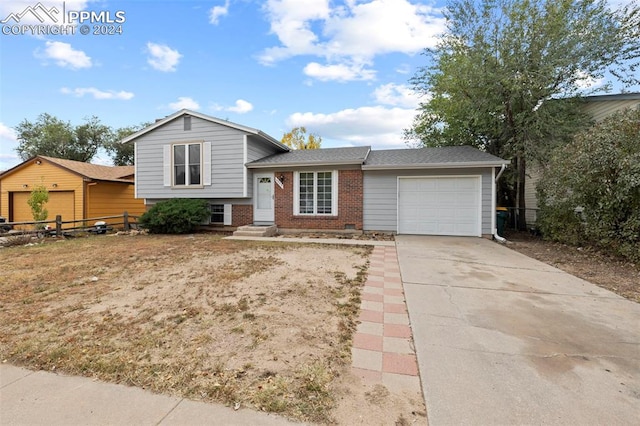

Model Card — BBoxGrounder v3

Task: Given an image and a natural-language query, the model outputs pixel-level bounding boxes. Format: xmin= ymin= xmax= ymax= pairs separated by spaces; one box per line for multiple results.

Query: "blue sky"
xmin=0 ymin=0 xmax=636 ymax=171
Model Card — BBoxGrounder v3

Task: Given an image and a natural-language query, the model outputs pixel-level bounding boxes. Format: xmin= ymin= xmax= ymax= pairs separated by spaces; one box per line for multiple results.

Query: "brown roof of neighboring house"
xmin=40 ymin=156 xmax=134 ymax=182
xmin=0 ymin=156 xmax=134 ymax=183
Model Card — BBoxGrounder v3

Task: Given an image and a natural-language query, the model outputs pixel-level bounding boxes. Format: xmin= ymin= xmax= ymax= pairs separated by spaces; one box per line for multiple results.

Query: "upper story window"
xmin=173 ymin=143 xmax=201 ymax=186
xmin=294 ymin=171 xmax=338 ymax=216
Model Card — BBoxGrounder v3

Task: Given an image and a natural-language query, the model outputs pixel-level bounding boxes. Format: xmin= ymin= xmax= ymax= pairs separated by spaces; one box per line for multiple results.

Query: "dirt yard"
xmin=0 ymin=234 xmax=423 ymax=424
xmin=505 ymin=231 xmax=640 ymax=303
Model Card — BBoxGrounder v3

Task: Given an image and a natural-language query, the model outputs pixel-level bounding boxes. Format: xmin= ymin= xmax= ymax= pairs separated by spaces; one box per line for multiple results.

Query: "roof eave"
xmin=362 ymin=161 xmax=510 ymax=170
xmin=583 ymin=92 xmax=640 ymax=102
xmin=246 ymin=160 xmax=366 ymax=169
xmin=119 ymin=109 xmax=289 ymax=152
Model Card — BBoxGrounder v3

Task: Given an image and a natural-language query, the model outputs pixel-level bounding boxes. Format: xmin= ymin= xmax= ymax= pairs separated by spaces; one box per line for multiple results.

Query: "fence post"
xmin=123 ymin=211 xmax=129 ymax=231
xmin=56 ymin=215 xmax=62 ymax=236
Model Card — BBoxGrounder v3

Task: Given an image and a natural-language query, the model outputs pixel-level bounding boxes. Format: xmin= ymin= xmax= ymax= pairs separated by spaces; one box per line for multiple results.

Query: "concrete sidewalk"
xmin=397 ymin=235 xmax=640 ymax=425
xmin=0 ymin=364 xmax=303 ymax=426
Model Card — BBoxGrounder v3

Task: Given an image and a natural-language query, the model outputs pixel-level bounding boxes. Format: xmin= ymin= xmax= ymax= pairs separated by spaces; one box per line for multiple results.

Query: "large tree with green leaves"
xmin=405 ymin=0 xmax=640 ymax=229
xmin=15 ymin=113 xmax=111 ymax=162
xmin=103 ymin=123 xmax=149 ymax=166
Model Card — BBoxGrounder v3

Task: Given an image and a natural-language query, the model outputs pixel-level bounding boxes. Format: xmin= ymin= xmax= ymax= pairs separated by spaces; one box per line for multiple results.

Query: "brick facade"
xmin=232 ymin=204 xmax=253 ymax=227
xmin=274 ymin=169 xmax=363 ymax=230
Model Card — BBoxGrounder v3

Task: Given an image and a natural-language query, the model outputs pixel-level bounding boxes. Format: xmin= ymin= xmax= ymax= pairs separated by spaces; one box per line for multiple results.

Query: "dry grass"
xmin=506 ymin=231 xmax=640 ymax=303
xmin=0 ymin=233 xmax=371 ymax=423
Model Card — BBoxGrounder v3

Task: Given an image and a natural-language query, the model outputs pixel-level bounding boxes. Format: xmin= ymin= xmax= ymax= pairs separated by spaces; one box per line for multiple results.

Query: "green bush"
xmin=537 ymin=108 xmax=640 ymax=261
xmin=138 ymin=199 xmax=209 ymax=234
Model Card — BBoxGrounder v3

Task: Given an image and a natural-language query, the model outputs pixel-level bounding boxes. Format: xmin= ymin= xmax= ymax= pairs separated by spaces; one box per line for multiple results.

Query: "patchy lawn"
xmin=0 ymin=234 xmax=372 ymax=423
xmin=505 ymin=231 xmax=640 ymax=303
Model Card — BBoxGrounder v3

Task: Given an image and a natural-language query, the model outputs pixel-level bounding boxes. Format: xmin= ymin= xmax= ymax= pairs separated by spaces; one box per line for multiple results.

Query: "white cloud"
xmin=574 ymin=70 xmax=605 ymax=90
xmin=169 ymin=97 xmax=200 ymax=110
xmin=372 ymin=83 xmax=420 ymax=108
xmin=0 ymin=122 xmax=17 ymax=141
xmin=260 ymin=0 xmax=445 ymax=82
xmin=227 ymin=99 xmax=253 ymax=113
xmin=0 ymin=122 xmax=19 ymax=171
xmin=212 ymin=99 xmax=254 ymax=114
xmin=37 ymin=41 xmax=92 ymax=69
xmin=304 ymin=62 xmax=376 ymax=82
xmin=60 ymin=87 xmax=134 ymax=100
xmin=286 ymin=105 xmax=416 ymax=148
xmin=395 ymin=63 xmax=412 ymax=75
xmin=146 ymin=42 xmax=182 ymax=72
xmin=209 ymin=0 xmax=230 ymax=24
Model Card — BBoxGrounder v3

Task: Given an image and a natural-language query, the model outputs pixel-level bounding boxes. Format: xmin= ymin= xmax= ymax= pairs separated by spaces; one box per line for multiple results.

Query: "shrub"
xmin=537 ymin=108 xmax=640 ymax=261
xmin=28 ymin=184 xmax=49 ymax=230
xmin=138 ymin=199 xmax=209 ymax=234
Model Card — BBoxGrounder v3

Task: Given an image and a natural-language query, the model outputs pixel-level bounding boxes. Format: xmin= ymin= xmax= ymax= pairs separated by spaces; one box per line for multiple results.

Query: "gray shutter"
xmin=203 ymin=142 xmax=212 ymax=186
xmin=223 ymin=204 xmax=232 ymax=225
xmin=163 ymin=145 xmax=171 ymax=187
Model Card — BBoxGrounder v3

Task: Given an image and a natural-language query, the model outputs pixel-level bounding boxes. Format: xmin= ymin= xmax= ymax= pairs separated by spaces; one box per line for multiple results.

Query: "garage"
xmin=11 ymin=191 xmax=75 ymax=224
xmin=397 ymin=176 xmax=481 ymax=236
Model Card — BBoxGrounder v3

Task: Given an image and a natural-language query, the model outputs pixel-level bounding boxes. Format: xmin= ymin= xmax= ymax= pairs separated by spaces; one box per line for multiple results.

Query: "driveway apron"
xmin=396 ymin=235 xmax=640 ymax=425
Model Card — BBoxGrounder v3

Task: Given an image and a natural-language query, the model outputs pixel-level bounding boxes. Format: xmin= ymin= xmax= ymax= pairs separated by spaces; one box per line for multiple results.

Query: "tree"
xmin=281 ymin=127 xmax=322 ymax=149
xmin=27 ymin=184 xmax=49 ymax=229
xmin=103 ymin=123 xmax=149 ymax=166
xmin=405 ymin=0 xmax=640 ymax=229
xmin=537 ymin=108 xmax=640 ymax=261
xmin=15 ymin=113 xmax=111 ymax=162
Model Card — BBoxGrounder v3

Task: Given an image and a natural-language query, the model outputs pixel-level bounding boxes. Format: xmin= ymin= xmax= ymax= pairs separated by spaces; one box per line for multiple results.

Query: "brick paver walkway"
xmin=351 ymin=245 xmax=421 ymax=392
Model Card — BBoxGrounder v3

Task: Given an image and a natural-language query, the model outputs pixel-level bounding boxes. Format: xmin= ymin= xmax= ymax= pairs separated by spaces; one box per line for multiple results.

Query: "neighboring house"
xmin=524 ymin=92 xmax=640 ymax=225
xmin=123 ymin=109 xmax=509 ymax=237
xmin=0 ymin=156 xmax=145 ymax=228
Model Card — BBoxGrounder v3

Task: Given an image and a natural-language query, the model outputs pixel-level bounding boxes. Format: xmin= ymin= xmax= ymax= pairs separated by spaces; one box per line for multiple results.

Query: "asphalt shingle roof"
xmin=247 ymin=145 xmax=507 ymax=169
xmin=363 ymin=146 xmax=508 ymax=168
xmin=39 ymin=156 xmax=135 ymax=182
xmin=247 ymin=146 xmax=371 ymax=167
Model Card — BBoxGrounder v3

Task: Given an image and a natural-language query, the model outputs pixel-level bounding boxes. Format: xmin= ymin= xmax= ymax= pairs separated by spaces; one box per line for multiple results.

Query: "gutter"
xmin=246 ymin=160 xmax=366 ymax=169
xmin=361 ymin=161 xmax=510 ymax=170
xmin=495 ymin=163 xmax=506 ymax=182
xmin=493 ymin=163 xmax=508 ymax=244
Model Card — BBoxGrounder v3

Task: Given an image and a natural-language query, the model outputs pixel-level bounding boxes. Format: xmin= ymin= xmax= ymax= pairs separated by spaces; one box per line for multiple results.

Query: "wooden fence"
xmin=1 ymin=212 xmax=139 ymax=236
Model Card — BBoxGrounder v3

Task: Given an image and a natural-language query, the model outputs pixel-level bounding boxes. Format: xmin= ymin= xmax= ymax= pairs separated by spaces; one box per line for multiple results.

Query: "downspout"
xmin=494 ymin=164 xmax=507 ymax=244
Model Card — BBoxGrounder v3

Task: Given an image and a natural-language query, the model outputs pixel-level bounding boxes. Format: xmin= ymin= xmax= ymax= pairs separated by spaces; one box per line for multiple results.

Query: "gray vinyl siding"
xmin=135 ymin=116 xmax=248 ymax=199
xmin=582 ymin=99 xmax=640 ymax=122
xmin=363 ymin=168 xmax=494 ymax=234
xmin=145 ymin=198 xmax=252 ymax=206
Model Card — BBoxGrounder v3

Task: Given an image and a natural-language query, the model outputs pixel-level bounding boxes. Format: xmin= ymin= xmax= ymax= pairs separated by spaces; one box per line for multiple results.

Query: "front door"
xmin=254 ymin=173 xmax=274 ymax=223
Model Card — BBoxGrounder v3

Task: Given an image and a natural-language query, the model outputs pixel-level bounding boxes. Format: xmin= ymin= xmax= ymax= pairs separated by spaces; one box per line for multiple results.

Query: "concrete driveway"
xmin=396 ymin=235 xmax=640 ymax=425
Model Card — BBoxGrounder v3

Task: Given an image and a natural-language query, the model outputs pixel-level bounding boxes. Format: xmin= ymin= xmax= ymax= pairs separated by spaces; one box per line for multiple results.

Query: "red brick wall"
xmin=274 ymin=170 xmax=363 ymax=230
xmin=232 ymin=204 xmax=253 ymax=227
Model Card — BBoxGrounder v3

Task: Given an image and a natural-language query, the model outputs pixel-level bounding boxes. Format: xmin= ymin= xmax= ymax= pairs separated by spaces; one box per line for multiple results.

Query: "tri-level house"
xmin=122 ymin=110 xmax=509 ymax=237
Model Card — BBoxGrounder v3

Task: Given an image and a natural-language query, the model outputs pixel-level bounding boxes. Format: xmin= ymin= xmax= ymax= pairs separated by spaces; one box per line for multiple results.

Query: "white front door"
xmin=254 ymin=173 xmax=274 ymax=223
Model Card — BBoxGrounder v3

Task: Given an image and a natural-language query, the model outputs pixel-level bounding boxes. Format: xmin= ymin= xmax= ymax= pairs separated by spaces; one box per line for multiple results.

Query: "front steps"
xmin=232 ymin=225 xmax=277 ymax=237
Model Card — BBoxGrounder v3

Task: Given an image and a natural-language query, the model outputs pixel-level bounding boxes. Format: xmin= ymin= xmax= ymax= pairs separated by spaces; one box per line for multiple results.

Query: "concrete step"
xmin=233 ymin=225 xmax=277 ymax=237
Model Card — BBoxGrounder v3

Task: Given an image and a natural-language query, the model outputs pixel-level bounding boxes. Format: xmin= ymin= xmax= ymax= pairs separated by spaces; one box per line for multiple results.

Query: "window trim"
xmin=293 ymin=170 xmax=338 ymax=216
xmin=210 ymin=204 xmax=225 ymax=224
xmin=172 ymin=142 xmax=203 ymax=187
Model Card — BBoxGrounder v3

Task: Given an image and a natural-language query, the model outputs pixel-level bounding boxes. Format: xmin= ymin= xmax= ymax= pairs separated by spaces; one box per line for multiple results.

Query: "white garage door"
xmin=398 ymin=176 xmax=481 ymax=236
